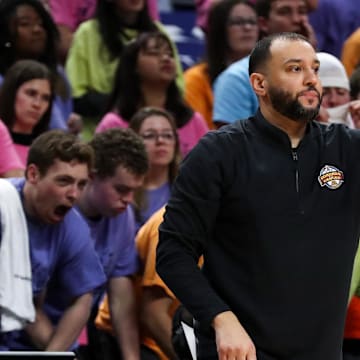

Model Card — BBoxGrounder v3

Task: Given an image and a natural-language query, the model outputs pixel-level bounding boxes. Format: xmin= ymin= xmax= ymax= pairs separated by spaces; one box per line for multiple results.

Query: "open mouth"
xmin=54 ymin=205 xmax=71 ymax=217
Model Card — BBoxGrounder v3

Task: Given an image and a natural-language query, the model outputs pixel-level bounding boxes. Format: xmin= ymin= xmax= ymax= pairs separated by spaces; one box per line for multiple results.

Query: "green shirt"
xmin=65 ymin=18 xmax=184 ymax=98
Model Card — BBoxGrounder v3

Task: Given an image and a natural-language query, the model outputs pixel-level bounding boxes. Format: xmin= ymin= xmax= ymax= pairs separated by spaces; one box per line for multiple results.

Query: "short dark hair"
xmin=254 ymin=0 xmax=309 ymax=40
xmin=0 ymin=59 xmax=54 ymax=137
xmin=255 ymin=0 xmax=275 ymax=18
xmin=89 ymin=128 xmax=149 ymax=179
xmin=27 ymin=130 xmax=94 ymax=177
xmin=248 ymin=32 xmax=309 ymax=76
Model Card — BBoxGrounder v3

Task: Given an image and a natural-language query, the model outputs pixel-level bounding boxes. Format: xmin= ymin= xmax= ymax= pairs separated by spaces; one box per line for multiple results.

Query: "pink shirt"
xmin=13 ymin=143 xmax=29 ymax=168
xmin=49 ymin=0 xmax=159 ymax=31
xmin=0 ymin=121 xmax=24 ymax=174
xmin=96 ymin=111 xmax=209 ymax=157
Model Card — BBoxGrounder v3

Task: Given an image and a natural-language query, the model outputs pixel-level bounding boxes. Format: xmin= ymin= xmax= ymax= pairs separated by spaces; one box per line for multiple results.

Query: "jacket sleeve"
xmin=156 ymin=131 xmax=231 ymax=327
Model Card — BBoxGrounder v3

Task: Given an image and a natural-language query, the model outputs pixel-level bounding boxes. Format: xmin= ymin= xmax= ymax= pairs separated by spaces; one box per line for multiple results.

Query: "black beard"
xmin=268 ymin=86 xmax=321 ymax=123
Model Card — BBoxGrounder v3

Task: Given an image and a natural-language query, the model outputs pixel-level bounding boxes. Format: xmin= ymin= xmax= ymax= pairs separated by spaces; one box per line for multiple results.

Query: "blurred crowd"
xmin=1 ymin=0 xmax=360 ymax=359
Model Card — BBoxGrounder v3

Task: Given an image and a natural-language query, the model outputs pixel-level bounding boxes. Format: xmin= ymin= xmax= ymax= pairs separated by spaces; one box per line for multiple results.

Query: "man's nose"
xmin=66 ymin=184 xmax=80 ymax=202
xmin=304 ymin=69 xmax=319 ymax=87
xmin=290 ymin=11 xmax=303 ymax=24
xmin=122 ymin=191 xmax=135 ymax=205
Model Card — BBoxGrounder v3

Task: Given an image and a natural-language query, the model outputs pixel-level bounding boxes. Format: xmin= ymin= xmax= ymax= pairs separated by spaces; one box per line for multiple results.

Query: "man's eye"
xmin=290 ymin=66 xmax=301 ymax=72
xmin=56 ymin=178 xmax=70 ymax=186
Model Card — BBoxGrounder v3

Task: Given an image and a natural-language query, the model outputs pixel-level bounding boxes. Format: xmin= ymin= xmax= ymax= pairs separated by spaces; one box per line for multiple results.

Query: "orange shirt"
xmin=95 ymin=208 xmax=177 ymax=360
xmin=341 ymin=28 xmax=360 ymax=77
xmin=184 ymin=62 xmax=215 ymax=130
xmin=344 ymin=295 xmax=360 ymax=339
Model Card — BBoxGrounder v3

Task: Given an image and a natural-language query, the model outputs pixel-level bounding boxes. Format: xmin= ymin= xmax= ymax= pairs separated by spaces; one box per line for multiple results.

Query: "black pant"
xmin=77 ymin=326 xmax=159 ymax=360
xmin=343 ymin=339 xmax=360 ymax=360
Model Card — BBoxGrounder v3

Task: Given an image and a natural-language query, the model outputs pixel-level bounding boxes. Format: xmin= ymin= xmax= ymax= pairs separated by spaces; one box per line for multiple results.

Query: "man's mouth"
xmin=54 ymin=205 xmax=71 ymax=217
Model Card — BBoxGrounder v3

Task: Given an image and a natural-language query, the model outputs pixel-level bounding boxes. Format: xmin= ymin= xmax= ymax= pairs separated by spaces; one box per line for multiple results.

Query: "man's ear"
xmin=26 ymin=164 xmax=40 ymax=184
xmin=250 ymin=72 xmax=267 ymax=96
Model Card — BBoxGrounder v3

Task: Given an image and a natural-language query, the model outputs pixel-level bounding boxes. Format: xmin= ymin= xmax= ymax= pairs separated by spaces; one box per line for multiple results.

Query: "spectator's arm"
xmin=25 ymin=293 xmax=54 ymax=349
xmin=108 ymin=276 xmax=140 ymax=360
xmin=46 ymin=292 xmax=93 ymax=351
xmin=141 ymin=286 xmax=177 ymax=359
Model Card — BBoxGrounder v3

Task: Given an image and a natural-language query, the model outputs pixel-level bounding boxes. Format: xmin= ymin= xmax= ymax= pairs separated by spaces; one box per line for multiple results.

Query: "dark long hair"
xmin=0 ymin=59 xmax=54 ymax=138
xmin=0 ymin=0 xmax=59 ymax=75
xmin=95 ymin=0 xmax=156 ymax=60
xmin=206 ymin=0 xmax=256 ymax=83
xmin=107 ymin=31 xmax=193 ymax=128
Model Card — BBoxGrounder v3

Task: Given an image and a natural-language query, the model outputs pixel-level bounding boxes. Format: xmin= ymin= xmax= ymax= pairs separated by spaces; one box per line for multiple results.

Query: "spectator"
xmin=0 ymin=60 xmax=54 ymax=165
xmin=316 ymin=52 xmax=360 ymax=129
xmin=341 ymin=28 xmax=360 ymax=78
xmin=44 ymin=128 xmax=149 ymax=360
xmin=308 ymin=0 xmax=360 ymax=59
xmin=47 ymin=0 xmax=160 ymax=64
xmin=95 ymin=207 xmax=179 ymax=360
xmin=129 ymin=107 xmax=181 ymax=230
xmin=0 ymin=0 xmax=76 ymax=132
xmin=184 ymin=0 xmax=259 ymax=129
xmin=350 ymin=66 xmax=360 ymax=101
xmin=96 ymin=31 xmax=208 ymax=157
xmin=65 ymin=0 xmax=183 ymax=129
xmin=0 ymin=120 xmax=24 ymax=178
xmin=212 ymin=0 xmax=317 ymax=126
xmin=195 ymin=0 xmax=318 ymax=34
xmin=0 ymin=130 xmax=106 ymax=351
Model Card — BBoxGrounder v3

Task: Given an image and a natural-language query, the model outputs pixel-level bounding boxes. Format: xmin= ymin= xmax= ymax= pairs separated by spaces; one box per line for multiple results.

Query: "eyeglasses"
xmin=227 ymin=17 xmax=257 ymax=27
xmin=141 ymin=132 xmax=176 ymax=142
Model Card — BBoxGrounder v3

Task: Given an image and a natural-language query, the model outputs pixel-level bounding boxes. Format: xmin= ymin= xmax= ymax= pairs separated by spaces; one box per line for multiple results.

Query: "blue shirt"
xmin=213 ymin=56 xmax=258 ymax=124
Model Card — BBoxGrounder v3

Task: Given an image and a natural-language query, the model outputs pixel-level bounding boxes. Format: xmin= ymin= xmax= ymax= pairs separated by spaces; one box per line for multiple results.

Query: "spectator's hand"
xmin=212 ymin=311 xmax=257 ymax=360
xmin=316 ymin=106 xmax=330 ymax=123
xmin=349 ymin=100 xmax=360 ymax=128
xmin=67 ymin=113 xmax=83 ymax=136
xmin=299 ymin=17 xmax=317 ymax=49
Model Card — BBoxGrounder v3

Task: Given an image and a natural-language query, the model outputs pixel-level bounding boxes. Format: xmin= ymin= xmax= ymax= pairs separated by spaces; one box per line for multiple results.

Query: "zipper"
xmin=292 ymin=149 xmax=299 ymax=193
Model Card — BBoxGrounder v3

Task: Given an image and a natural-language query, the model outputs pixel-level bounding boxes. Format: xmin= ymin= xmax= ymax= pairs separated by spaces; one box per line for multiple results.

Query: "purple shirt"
xmin=134 ymin=182 xmax=171 ymax=232
xmin=1 ymin=178 xmax=106 ymax=350
xmin=0 ymin=69 xmax=72 ymax=131
xmin=309 ymin=0 xmax=360 ymax=58
xmin=42 ymin=206 xmax=138 ymax=336
xmin=82 ymin=206 xmax=139 ymax=283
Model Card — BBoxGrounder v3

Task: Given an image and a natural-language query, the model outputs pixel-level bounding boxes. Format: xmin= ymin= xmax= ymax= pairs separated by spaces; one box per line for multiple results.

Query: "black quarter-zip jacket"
xmin=157 ymin=110 xmax=360 ymax=360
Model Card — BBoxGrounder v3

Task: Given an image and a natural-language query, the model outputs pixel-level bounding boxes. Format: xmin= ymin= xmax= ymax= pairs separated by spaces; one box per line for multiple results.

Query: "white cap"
xmin=317 ymin=52 xmax=350 ymax=91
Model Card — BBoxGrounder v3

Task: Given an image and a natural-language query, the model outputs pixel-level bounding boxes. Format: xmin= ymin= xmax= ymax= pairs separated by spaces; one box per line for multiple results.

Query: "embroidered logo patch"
xmin=318 ymin=165 xmax=344 ymax=190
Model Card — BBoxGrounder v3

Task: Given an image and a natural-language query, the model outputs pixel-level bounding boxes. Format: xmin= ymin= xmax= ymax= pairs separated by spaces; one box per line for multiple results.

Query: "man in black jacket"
xmin=156 ymin=32 xmax=360 ymax=360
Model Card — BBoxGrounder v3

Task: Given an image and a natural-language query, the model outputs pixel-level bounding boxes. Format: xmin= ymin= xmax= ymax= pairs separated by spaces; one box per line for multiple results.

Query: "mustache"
xmin=298 ymin=86 xmax=321 ymax=99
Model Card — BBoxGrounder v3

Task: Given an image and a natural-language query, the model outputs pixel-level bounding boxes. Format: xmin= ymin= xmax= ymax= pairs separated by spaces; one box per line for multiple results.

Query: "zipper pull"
xmin=292 ymin=150 xmax=298 ymax=161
